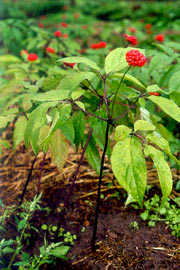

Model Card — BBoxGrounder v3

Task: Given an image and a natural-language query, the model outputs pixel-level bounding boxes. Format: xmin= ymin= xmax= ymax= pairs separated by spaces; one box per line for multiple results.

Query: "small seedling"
xmin=129 ymin=221 xmax=139 ymax=231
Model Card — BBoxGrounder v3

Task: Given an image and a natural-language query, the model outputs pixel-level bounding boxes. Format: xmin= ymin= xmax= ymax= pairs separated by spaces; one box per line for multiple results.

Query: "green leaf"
xmin=168 ymin=70 xmax=180 ymax=91
xmin=144 ymin=145 xmax=172 ymax=202
xmin=146 ymin=133 xmax=171 ymax=153
xmin=148 ymin=54 xmax=171 ymax=75
xmin=2 ymin=247 xmax=14 ymax=254
xmin=58 ymin=57 xmax=100 ymax=71
xmin=38 ymin=125 xmax=50 ymax=153
xmin=24 ymin=102 xmax=58 ymax=150
xmin=114 ymin=125 xmax=132 ymax=142
xmin=59 ymin=72 xmax=96 ymax=91
xmin=75 ymin=101 xmax=85 ymax=111
xmin=0 ymin=115 xmax=15 ymax=128
xmin=113 ymin=73 xmax=146 ymax=89
xmin=30 ymin=90 xmax=70 ymax=101
xmin=134 ymin=120 xmax=156 ymax=132
xmin=111 ymin=137 xmax=147 ymax=206
xmin=71 ymin=89 xmax=84 ymax=100
xmin=49 ymin=130 xmax=68 ymax=170
xmin=49 ymin=246 xmax=70 ymax=258
xmin=148 ymin=96 xmax=180 ymax=122
xmin=0 ymin=55 xmax=21 ymax=64
xmin=18 ymin=219 xmax=26 ymax=231
xmin=85 ymin=135 xmax=101 ymax=174
xmin=59 ymin=119 xmax=75 ymax=146
xmin=13 ymin=116 xmax=27 ymax=148
xmin=105 ymin=47 xmax=145 ymax=74
xmin=146 ymin=84 xmax=165 ymax=94
xmin=72 ymin=111 xmax=86 ymax=151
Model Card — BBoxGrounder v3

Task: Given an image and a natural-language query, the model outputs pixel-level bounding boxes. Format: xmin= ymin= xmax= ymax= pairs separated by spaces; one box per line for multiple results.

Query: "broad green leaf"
xmin=13 ymin=116 xmax=27 ymax=148
xmin=170 ymin=91 xmax=180 ymax=106
xmin=134 ymin=120 xmax=156 ymax=132
xmin=144 ymin=145 xmax=172 ymax=202
xmin=148 ymin=54 xmax=171 ymax=75
xmin=42 ymin=75 xmax=63 ymax=91
xmin=30 ymin=90 xmax=70 ymax=101
xmin=105 ymin=47 xmax=145 ymax=74
xmin=114 ymin=125 xmax=132 ymax=142
xmin=58 ymin=57 xmax=100 ymax=71
xmin=152 ymin=43 xmax=174 ymax=56
xmin=24 ymin=102 xmax=58 ymax=149
xmin=113 ymin=73 xmax=145 ymax=89
xmin=111 ymin=137 xmax=147 ymax=206
xmin=49 ymin=246 xmax=70 ymax=258
xmin=49 ymin=130 xmax=68 ymax=170
xmin=59 ymin=72 xmax=95 ymax=91
xmin=38 ymin=125 xmax=50 ymax=153
xmin=148 ymin=96 xmax=180 ymax=122
xmin=59 ymin=119 xmax=75 ymax=146
xmin=72 ymin=111 xmax=86 ymax=151
xmin=0 ymin=55 xmax=21 ymax=64
xmin=168 ymin=70 xmax=180 ymax=91
xmin=75 ymin=101 xmax=85 ymax=111
xmin=146 ymin=133 xmax=171 ymax=153
xmin=71 ymin=89 xmax=84 ymax=100
xmin=85 ymin=136 xmax=101 ymax=174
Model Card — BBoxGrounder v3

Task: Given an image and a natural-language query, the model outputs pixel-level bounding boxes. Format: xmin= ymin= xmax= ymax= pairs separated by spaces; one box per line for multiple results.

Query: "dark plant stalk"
xmin=91 ymin=121 xmax=110 ymax=250
xmin=37 ymin=153 xmax=46 ymax=195
xmin=111 ymin=66 xmax=131 ymax=118
xmin=55 ymin=129 xmax=93 ymax=235
xmin=19 ymin=156 xmax=37 ymax=206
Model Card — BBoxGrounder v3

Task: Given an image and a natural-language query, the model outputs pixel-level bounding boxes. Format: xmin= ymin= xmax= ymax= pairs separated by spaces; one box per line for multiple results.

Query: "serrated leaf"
xmin=144 ymin=145 xmax=172 ymax=202
xmin=111 ymin=137 xmax=147 ymax=206
xmin=114 ymin=125 xmax=132 ymax=142
xmin=13 ymin=116 xmax=27 ymax=148
xmin=49 ymin=130 xmax=68 ymax=170
xmin=58 ymin=57 xmax=100 ymax=71
xmin=59 ymin=72 xmax=96 ymax=91
xmin=105 ymin=47 xmax=145 ymax=74
xmin=148 ymin=96 xmax=180 ymax=122
xmin=49 ymin=246 xmax=70 ymax=258
xmin=113 ymin=73 xmax=145 ymax=89
xmin=134 ymin=120 xmax=156 ymax=132
xmin=30 ymin=90 xmax=70 ymax=101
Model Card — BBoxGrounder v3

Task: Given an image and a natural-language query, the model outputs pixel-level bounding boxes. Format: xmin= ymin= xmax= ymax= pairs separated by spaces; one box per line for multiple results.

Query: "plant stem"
xmin=19 ymin=156 xmax=37 ymax=206
xmin=55 ymin=128 xmax=93 ymax=235
xmin=103 ymin=77 xmax=110 ymax=119
xmin=91 ymin=121 xmax=110 ymax=250
xmin=111 ymin=66 xmax=131 ymax=118
xmin=37 ymin=153 xmax=46 ymax=195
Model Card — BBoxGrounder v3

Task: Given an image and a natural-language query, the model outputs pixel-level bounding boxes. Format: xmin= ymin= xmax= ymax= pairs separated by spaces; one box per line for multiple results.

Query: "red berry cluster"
xmin=124 ymin=34 xmax=137 ymax=46
xmin=149 ymin=92 xmax=160 ymax=96
xmin=27 ymin=53 xmax=38 ymax=62
xmin=64 ymin=62 xmax=76 ymax=68
xmin=54 ymin=30 xmax=61 ymax=37
xmin=46 ymin=47 xmax=55 ymax=54
xmin=61 ymin=22 xmax=68 ymax=28
xmin=91 ymin=41 xmax=107 ymax=49
xmin=155 ymin=34 xmax=164 ymax=43
xmin=126 ymin=49 xmax=146 ymax=67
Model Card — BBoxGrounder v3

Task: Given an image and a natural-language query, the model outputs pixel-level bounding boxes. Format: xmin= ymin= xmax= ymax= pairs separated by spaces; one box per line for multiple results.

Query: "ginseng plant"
xmin=5 ymin=46 xmax=180 ymax=250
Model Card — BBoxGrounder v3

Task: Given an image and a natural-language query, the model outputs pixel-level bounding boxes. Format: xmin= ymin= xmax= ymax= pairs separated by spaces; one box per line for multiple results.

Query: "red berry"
xmin=145 ymin=24 xmax=152 ymax=29
xmin=149 ymin=92 xmax=160 ymax=96
xmin=149 ymin=92 xmax=155 ymax=95
xmin=74 ymin=13 xmax=80 ymax=18
xmin=155 ymin=34 xmax=164 ymax=43
xmin=64 ymin=62 xmax=75 ymax=68
xmin=98 ymin=41 xmax=107 ymax=48
xmin=128 ymin=27 xmax=136 ymax=33
xmin=63 ymin=5 xmax=68 ymax=11
xmin=147 ymin=29 xmax=152 ymax=35
xmin=38 ymin=23 xmax=44 ymax=28
xmin=154 ymin=92 xmax=160 ymax=96
xmin=62 ymin=33 xmax=68 ymax=38
xmin=126 ymin=49 xmax=146 ymax=67
xmin=40 ymin=15 xmax=46 ymax=20
xmin=46 ymin=47 xmax=55 ymax=54
xmin=61 ymin=22 xmax=68 ymax=28
xmin=20 ymin=49 xmax=28 ymax=56
xmin=62 ymin=14 xmax=67 ymax=19
xmin=81 ymin=25 xmax=87 ymax=30
xmin=124 ymin=34 xmax=137 ymax=46
xmin=27 ymin=53 xmax=38 ymax=62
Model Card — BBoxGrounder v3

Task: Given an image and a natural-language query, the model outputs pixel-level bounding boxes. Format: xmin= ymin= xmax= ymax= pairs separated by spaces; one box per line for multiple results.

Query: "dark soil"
xmin=1 ymin=135 xmax=180 ymax=269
